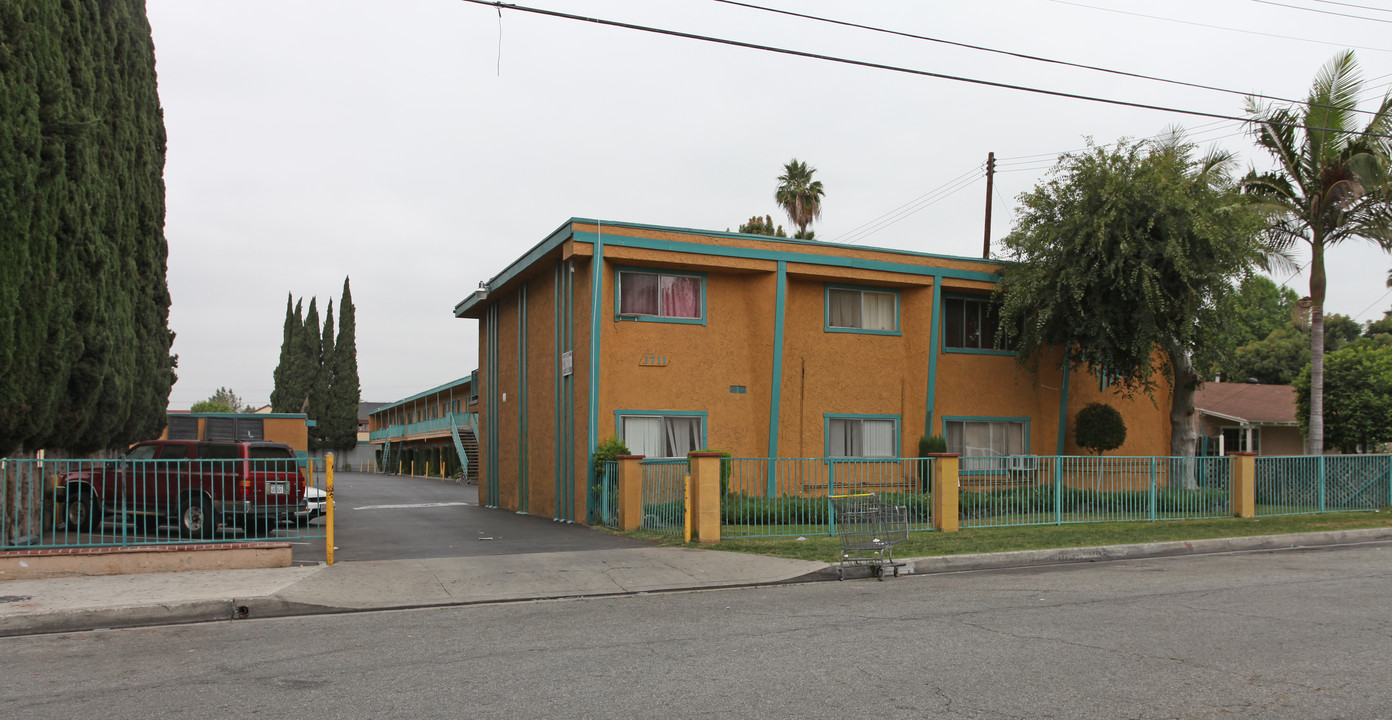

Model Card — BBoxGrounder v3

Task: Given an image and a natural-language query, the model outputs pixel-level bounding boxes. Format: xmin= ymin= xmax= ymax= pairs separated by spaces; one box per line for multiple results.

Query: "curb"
xmin=0 ymin=599 xmax=239 ymax=638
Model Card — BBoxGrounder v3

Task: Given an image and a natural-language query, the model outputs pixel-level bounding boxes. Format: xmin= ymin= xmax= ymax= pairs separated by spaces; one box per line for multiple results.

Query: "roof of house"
xmin=358 ymin=401 xmax=387 ymax=420
xmin=1194 ymin=382 xmax=1299 ymax=425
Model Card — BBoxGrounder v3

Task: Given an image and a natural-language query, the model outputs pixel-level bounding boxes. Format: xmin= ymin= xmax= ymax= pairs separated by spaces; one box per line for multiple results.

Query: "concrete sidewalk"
xmin=2 ymin=528 xmax=1390 ymax=637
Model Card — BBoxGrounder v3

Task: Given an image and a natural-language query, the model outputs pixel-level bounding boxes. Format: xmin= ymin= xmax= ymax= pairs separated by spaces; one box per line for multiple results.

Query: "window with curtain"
xmin=944 ymin=296 xmax=1015 ymax=350
xmin=944 ymin=419 xmax=1026 ymax=471
xmin=827 ymin=288 xmax=896 ymax=332
xmin=621 ymin=415 xmax=704 ymax=458
xmin=618 ymin=271 xmax=702 ymax=320
xmin=827 ymin=417 xmax=897 ymax=458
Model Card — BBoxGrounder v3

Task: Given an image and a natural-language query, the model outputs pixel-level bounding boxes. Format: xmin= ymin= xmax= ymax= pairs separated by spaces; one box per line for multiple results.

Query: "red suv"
xmin=60 ymin=440 xmax=306 ymax=538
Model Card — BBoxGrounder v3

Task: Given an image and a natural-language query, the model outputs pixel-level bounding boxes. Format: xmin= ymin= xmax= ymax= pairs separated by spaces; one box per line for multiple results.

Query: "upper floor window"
xmin=826 ymin=415 xmax=898 ymax=458
xmin=617 ymin=270 xmax=703 ymax=322
xmin=826 ymin=286 xmax=898 ymax=334
xmin=944 ymin=296 xmax=1014 ymax=352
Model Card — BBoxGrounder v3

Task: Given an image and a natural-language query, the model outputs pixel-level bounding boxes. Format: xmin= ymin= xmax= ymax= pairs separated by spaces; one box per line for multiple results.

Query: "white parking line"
xmin=353 ymin=502 xmax=472 ymax=511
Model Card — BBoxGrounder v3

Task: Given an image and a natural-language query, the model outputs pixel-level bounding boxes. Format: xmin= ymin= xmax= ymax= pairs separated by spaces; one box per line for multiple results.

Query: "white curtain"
xmin=665 ymin=417 xmax=701 ymax=458
xmin=828 ymin=289 xmax=861 ymax=328
xmin=622 ymin=417 xmax=663 ymax=458
xmin=862 ymin=419 xmax=895 ymax=457
xmin=862 ymin=292 xmax=895 ymax=331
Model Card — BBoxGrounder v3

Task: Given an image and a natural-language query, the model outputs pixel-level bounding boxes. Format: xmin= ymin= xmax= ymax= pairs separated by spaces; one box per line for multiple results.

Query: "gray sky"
xmin=145 ymin=0 xmax=1392 ymax=409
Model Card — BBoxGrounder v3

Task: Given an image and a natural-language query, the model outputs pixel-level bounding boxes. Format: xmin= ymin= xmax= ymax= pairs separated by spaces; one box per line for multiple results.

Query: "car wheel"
xmin=179 ymin=496 xmax=215 ymax=539
xmin=65 ymin=493 xmax=100 ymax=532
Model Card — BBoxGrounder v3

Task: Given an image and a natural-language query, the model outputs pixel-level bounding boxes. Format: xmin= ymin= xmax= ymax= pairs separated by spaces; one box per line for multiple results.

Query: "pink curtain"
xmin=661 ymin=276 xmax=700 ymax=318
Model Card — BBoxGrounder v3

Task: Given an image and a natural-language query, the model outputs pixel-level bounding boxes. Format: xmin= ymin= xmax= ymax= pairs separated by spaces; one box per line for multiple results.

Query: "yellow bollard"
xmin=326 ymin=452 xmax=335 ymax=566
xmin=683 ymin=475 xmax=692 ymax=544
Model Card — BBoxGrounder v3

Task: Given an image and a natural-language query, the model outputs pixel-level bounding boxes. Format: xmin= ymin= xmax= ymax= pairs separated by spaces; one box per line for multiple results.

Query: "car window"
xmin=126 ymin=445 xmax=158 ymax=460
xmin=248 ymin=446 xmax=293 ymax=459
xmin=197 ymin=443 xmax=239 ymax=460
xmin=158 ymin=445 xmax=188 ymax=459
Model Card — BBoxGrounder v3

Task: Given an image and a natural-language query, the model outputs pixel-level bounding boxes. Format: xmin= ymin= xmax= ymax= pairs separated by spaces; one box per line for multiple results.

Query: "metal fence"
xmin=721 ymin=458 xmax=934 ymax=538
xmin=0 ymin=457 xmax=329 ymax=549
xmin=1255 ymin=455 xmax=1392 ymax=516
xmin=958 ymin=455 xmax=1231 ymax=528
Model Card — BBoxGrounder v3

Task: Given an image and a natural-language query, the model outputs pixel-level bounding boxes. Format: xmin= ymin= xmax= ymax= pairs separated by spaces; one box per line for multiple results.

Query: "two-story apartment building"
xmin=367 ymin=376 xmax=479 ymax=479
xmin=454 ymin=219 xmax=1174 ymax=524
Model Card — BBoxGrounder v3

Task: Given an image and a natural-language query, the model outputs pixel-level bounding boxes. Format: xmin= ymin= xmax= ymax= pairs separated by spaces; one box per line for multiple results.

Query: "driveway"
xmin=288 ymin=471 xmax=651 ymax=565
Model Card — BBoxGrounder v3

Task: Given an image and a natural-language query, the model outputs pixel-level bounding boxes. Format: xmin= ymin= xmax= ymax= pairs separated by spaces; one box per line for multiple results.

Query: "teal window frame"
xmin=824 ymin=413 xmax=900 ymax=459
xmin=614 ymin=409 xmax=709 ymax=459
xmin=614 ymin=267 xmax=707 ymax=326
xmin=824 ymin=284 xmax=901 ymax=335
xmin=941 ymin=415 xmax=1030 ymax=474
xmin=941 ymin=293 xmax=1016 ymax=355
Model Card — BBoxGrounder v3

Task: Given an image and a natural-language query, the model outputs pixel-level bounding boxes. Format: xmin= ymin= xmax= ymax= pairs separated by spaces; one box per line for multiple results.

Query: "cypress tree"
xmin=270 ymin=296 xmax=304 ymax=413
xmin=325 ymin=278 xmax=362 ymax=451
xmin=309 ymin=301 xmax=335 ymax=451
xmin=0 ymin=1 xmax=173 ymax=455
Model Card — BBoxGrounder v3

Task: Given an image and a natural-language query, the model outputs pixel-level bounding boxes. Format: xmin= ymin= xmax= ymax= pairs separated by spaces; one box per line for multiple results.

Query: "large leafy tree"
xmin=0 ymin=1 xmax=175 ymax=455
xmin=1294 ymin=341 xmax=1392 ymax=452
xmin=997 ymin=137 xmax=1265 ymax=459
xmin=1243 ymin=50 xmax=1392 ymax=454
xmin=1228 ymin=326 xmax=1310 ymax=385
xmin=774 ymin=159 xmax=825 ymax=240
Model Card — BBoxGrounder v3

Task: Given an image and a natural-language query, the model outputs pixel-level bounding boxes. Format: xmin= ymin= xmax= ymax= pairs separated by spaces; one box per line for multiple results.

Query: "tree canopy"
xmin=271 ymin=279 xmax=361 ymax=452
xmin=774 ymin=159 xmax=825 ymax=240
xmin=735 ymin=214 xmax=787 ymax=237
xmin=1295 ymin=341 xmax=1392 ymax=452
xmin=1243 ymin=50 xmax=1392 ymax=453
xmin=1074 ymin=403 xmax=1127 ymax=455
xmin=997 ymin=137 xmax=1265 ymax=457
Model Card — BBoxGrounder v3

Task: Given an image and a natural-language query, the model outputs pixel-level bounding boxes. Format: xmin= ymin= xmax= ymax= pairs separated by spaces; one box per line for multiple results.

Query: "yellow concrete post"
xmin=1230 ymin=452 xmax=1257 ymax=518
xmin=688 ymin=452 xmax=724 ymax=543
xmin=931 ymin=453 xmax=960 ymax=533
xmin=326 ymin=453 xmax=335 ymax=566
xmin=617 ymin=455 xmax=645 ymax=531
xmin=307 ymin=458 xmax=315 ymax=489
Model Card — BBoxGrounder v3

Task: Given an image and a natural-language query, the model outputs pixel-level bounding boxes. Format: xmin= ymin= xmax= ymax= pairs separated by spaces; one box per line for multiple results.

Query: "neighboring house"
xmin=454 ymin=218 xmax=1174 ymax=524
xmin=161 ymin=411 xmax=310 ymax=458
xmin=367 ymin=377 xmax=478 ymax=478
xmin=1193 ymin=382 xmax=1304 ymax=456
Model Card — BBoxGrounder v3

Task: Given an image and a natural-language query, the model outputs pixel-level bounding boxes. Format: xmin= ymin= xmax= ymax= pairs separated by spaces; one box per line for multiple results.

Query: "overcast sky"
xmin=144 ymin=0 xmax=1392 ymax=410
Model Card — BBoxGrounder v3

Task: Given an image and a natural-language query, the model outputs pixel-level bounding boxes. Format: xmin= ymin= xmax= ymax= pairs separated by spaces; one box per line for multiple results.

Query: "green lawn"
xmin=609 ymin=510 xmax=1392 ymax=562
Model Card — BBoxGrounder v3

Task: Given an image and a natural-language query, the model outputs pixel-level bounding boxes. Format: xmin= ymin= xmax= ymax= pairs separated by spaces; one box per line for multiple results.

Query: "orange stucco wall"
xmin=465 ymin=221 xmax=1178 ymax=524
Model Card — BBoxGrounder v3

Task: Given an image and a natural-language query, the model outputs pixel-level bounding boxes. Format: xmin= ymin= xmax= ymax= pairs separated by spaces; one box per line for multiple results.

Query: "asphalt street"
xmin=4 ymin=541 xmax=1389 ymax=719
xmin=288 ymin=472 xmax=650 ymax=565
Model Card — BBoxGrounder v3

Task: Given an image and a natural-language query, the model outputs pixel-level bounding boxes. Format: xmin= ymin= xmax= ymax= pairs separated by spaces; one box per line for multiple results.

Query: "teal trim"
xmin=925 ymin=279 xmax=942 ymax=435
xmin=180 ymin=412 xmax=308 ymax=420
xmin=454 ymin=219 xmax=576 ymax=317
xmin=565 ymin=258 xmax=576 ymax=522
xmin=518 ymin=282 xmax=529 ymax=513
xmin=823 ymin=413 xmax=901 ymax=458
xmin=572 ymin=231 xmax=1000 ymax=283
xmin=823 ymin=284 xmax=902 ymax=336
xmin=1056 ymin=358 xmax=1071 ymax=455
xmin=943 ymin=347 xmax=1017 ymax=356
xmin=767 ymin=261 xmax=787 ymax=475
xmin=613 ymin=266 xmax=708 ymax=326
xmin=370 ymin=377 xmax=473 ymax=417
xmin=586 ymin=224 xmax=604 ymax=523
xmin=613 ymin=410 xmax=710 ymax=455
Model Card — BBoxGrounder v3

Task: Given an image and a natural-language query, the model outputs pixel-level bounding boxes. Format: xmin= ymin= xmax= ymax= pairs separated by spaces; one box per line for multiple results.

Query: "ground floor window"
xmin=1221 ymin=427 xmax=1260 ymax=454
xmin=620 ymin=413 xmax=704 ymax=459
xmin=826 ymin=415 xmax=898 ymax=458
xmin=944 ymin=418 xmax=1027 ymax=469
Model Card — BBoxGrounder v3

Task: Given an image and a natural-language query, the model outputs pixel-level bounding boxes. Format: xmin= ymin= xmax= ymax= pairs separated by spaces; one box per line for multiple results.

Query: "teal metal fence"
xmin=1255 ymin=455 xmax=1391 ymax=516
xmin=721 ymin=458 xmax=934 ymax=538
xmin=0 ymin=457 xmax=329 ymax=550
xmin=637 ymin=459 xmax=688 ymax=537
xmin=958 ymin=455 xmax=1230 ymax=528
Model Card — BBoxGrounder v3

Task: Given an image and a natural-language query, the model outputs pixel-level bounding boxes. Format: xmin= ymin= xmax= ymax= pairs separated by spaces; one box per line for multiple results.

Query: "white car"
xmin=294 ymin=485 xmax=333 ymax=525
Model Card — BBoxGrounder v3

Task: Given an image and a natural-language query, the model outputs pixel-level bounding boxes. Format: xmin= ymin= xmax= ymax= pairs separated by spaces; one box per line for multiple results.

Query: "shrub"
xmin=1075 ymin=403 xmax=1127 ymax=455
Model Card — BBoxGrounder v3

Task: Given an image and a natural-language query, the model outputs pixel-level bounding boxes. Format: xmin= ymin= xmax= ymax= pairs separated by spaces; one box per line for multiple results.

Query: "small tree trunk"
xmin=1168 ymin=347 xmax=1199 ymax=490
xmin=1308 ymin=244 xmax=1326 ymax=455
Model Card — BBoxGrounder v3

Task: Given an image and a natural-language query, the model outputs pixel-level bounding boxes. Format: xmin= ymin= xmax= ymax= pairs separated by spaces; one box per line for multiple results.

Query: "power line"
xmin=830 ymin=165 xmax=985 ymax=245
xmin=1251 ymin=0 xmax=1392 ymax=23
xmin=462 ymin=0 xmax=1392 ymax=140
xmin=1301 ymin=0 xmax=1392 ymax=14
xmin=715 ymin=0 xmax=1383 ymax=116
xmin=1047 ymin=0 xmax=1392 ymax=53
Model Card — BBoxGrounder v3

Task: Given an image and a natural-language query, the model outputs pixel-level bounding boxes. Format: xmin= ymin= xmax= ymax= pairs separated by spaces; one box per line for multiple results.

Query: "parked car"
xmin=59 ymin=440 xmax=307 ymax=538
xmin=294 ymin=484 xmax=332 ymax=525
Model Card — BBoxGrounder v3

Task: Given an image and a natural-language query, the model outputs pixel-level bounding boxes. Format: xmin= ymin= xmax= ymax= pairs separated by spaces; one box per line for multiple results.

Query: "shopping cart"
xmin=829 ymin=493 xmax=908 ymax=580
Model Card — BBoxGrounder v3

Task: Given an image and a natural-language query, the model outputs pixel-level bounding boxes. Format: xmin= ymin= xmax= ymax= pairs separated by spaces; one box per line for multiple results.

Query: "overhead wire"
xmin=1251 ymin=0 xmax=1392 ymax=24
xmin=829 ymin=164 xmax=985 ymax=245
xmin=459 ymin=0 xmax=1392 ymax=140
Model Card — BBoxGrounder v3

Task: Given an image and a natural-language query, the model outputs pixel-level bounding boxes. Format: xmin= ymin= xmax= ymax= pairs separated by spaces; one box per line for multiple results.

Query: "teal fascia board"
xmin=370 ymin=376 xmax=473 ymax=416
xmin=177 ymin=412 xmax=308 ymax=420
xmin=455 ymin=219 xmax=578 ymax=317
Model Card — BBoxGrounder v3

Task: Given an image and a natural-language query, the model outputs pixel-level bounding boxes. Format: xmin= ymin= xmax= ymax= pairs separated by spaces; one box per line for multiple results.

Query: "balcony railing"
xmin=369 ymin=412 xmax=477 ymax=441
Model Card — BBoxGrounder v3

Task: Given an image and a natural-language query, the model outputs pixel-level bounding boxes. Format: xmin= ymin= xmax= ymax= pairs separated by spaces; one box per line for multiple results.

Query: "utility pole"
xmin=982 ymin=151 xmax=995 ymax=259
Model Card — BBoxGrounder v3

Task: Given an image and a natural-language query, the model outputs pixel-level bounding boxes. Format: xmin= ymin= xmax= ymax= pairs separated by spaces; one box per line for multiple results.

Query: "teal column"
xmin=766 ymin=262 xmax=787 ymax=493
xmin=586 ymin=225 xmax=605 ymax=522
xmin=925 ymin=276 xmax=943 ymax=435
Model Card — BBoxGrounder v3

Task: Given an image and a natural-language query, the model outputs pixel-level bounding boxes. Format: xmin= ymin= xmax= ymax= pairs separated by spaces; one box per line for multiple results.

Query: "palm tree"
xmin=775 ymin=159 xmax=825 ymax=239
xmin=1243 ymin=50 xmax=1392 ymax=454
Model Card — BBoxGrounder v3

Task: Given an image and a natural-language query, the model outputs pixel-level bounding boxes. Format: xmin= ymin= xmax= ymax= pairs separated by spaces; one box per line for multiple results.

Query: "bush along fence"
xmin=601 ymin=452 xmax=1392 ymax=543
xmin=0 ymin=455 xmax=332 ymax=550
